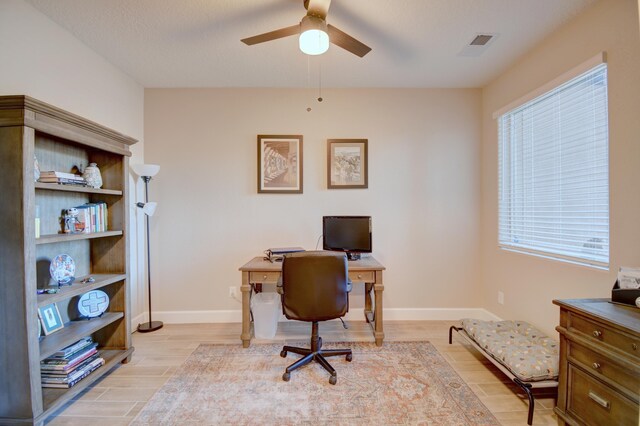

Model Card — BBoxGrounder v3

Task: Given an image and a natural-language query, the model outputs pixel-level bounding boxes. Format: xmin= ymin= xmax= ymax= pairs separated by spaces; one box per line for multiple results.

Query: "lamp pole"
xmin=137 ymin=175 xmax=163 ymax=332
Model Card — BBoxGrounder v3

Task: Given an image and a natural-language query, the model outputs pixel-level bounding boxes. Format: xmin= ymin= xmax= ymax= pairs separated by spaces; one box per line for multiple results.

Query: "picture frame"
xmin=327 ymin=139 xmax=368 ymax=189
xmin=257 ymin=135 xmax=303 ymax=193
xmin=38 ymin=302 xmax=64 ymax=335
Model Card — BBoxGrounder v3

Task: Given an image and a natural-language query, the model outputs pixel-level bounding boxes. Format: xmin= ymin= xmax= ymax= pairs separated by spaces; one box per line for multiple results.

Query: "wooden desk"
xmin=239 ymin=256 xmax=386 ymax=348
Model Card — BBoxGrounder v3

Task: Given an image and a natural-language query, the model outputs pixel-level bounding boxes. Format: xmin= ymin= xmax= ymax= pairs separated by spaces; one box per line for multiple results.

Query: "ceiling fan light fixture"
xmin=299 ymin=15 xmax=329 ymax=55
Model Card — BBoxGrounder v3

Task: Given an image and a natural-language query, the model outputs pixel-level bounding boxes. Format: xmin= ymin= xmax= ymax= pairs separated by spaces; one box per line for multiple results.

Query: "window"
xmin=498 ymin=62 xmax=609 ymax=268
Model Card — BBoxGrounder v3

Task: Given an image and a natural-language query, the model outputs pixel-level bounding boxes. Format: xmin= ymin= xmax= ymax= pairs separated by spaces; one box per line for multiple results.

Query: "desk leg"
xmin=241 ymin=272 xmax=252 ymax=348
xmin=364 ymin=282 xmax=374 ymax=323
xmin=374 ymin=271 xmax=384 ymax=346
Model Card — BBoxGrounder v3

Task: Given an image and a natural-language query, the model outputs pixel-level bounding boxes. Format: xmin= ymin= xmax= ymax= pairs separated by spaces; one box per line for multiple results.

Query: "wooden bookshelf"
xmin=0 ymin=95 xmax=136 ymax=425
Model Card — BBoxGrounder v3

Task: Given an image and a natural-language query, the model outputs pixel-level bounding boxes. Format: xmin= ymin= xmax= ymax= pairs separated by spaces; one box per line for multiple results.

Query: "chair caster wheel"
xmin=346 ymin=353 xmax=353 ymax=362
xmin=329 ymin=375 xmax=337 ymax=385
xmin=280 ymin=350 xmax=287 ymax=358
xmin=283 ymin=372 xmax=290 ymax=382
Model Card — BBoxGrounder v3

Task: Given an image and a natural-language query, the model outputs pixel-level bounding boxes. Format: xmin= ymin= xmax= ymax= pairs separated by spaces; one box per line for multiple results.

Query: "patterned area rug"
xmin=132 ymin=341 xmax=499 ymax=425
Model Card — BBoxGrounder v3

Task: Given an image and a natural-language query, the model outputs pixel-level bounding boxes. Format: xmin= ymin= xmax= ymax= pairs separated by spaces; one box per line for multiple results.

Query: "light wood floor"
xmin=45 ymin=320 xmax=558 ymax=425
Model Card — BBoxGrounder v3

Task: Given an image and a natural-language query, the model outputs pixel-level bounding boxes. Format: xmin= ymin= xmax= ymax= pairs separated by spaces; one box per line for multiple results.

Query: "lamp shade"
xmin=299 ymin=16 xmax=329 ymax=55
xmin=137 ymin=201 xmax=157 ymax=217
xmin=131 ymin=163 xmax=160 ymax=178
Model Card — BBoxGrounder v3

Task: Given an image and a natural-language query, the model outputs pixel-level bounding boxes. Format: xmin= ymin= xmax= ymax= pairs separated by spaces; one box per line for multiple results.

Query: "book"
xmin=75 ymin=205 xmax=91 ymax=234
xmin=40 ymin=171 xmax=82 ymax=179
xmin=41 ymin=345 xmax=98 ymax=370
xmin=51 ymin=336 xmax=93 ymax=358
xmin=41 ymin=357 xmax=105 ymax=388
xmin=38 ymin=177 xmax=86 ymax=185
xmin=41 ymin=354 xmax=99 ymax=378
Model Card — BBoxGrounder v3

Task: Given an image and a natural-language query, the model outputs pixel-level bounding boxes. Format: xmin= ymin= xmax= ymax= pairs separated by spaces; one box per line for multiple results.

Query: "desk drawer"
xmin=249 ymin=272 xmax=280 ymax=284
xmin=569 ymin=313 xmax=640 ymax=362
xmin=569 ymin=341 xmax=639 ymax=401
xmin=349 ymin=271 xmax=375 ymax=283
xmin=567 ymin=364 xmax=638 ymax=426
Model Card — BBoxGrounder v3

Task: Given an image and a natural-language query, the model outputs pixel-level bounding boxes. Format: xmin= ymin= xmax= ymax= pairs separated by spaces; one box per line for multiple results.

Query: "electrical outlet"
xmin=229 ymin=286 xmax=236 ymax=298
xmin=498 ymin=291 xmax=504 ymax=305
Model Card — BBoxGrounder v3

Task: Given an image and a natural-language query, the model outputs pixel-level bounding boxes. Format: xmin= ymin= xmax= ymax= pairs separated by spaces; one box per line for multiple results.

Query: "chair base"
xmin=281 ymin=322 xmax=352 ymax=385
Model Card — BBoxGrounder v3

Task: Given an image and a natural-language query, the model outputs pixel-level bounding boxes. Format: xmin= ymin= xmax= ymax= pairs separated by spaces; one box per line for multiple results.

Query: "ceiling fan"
xmin=241 ymin=0 xmax=371 ymax=57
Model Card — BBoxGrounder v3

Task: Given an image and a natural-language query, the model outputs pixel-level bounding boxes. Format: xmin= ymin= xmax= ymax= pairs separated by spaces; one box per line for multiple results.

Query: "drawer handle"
xmin=592 ymin=362 xmax=601 ymax=370
xmin=262 ymin=275 xmax=267 ymax=280
xmin=633 ymin=343 xmax=638 ymax=351
xmin=588 ymin=391 xmax=610 ymax=410
xmin=357 ymin=274 xmax=362 ymax=279
xmin=592 ymin=330 xmax=602 ymax=338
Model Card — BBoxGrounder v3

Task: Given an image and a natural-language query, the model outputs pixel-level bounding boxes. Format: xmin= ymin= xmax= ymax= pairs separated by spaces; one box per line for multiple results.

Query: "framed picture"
xmin=327 ymin=139 xmax=368 ymax=189
xmin=257 ymin=135 xmax=303 ymax=193
xmin=38 ymin=303 xmax=64 ymax=335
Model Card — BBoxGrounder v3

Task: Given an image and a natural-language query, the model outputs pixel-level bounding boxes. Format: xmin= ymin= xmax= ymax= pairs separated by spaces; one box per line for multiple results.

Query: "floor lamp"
xmin=132 ymin=164 xmax=162 ymax=333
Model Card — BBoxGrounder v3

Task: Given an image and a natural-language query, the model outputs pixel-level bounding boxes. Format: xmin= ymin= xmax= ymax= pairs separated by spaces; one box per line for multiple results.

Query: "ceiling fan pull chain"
xmin=317 ymin=58 xmax=323 ymax=102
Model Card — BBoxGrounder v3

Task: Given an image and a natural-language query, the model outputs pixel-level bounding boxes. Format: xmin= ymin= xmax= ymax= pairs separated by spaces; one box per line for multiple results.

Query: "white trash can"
xmin=251 ymin=292 xmax=280 ymax=339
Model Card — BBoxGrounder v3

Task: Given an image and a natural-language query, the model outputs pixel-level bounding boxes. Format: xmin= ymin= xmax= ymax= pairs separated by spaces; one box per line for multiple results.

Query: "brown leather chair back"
xmin=281 ymin=251 xmax=348 ymax=322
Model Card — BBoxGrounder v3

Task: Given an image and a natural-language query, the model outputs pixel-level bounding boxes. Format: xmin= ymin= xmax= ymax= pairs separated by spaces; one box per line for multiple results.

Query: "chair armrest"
xmin=276 ymin=277 xmax=283 ymax=295
xmin=346 ymin=279 xmax=352 ymax=293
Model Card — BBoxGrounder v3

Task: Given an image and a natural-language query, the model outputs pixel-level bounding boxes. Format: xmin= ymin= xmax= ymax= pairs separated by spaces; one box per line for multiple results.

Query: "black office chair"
xmin=277 ymin=251 xmax=352 ymax=385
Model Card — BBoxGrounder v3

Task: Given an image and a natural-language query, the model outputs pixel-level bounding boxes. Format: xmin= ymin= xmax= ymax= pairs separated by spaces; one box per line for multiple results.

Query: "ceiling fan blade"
xmin=327 ymin=24 xmax=371 ymax=57
xmin=304 ymin=0 xmax=331 ymax=19
xmin=241 ymin=25 xmax=300 ymax=46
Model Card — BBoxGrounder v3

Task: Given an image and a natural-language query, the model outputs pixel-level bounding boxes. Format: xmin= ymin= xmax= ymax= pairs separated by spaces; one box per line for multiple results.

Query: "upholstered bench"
xmin=449 ymin=319 xmax=559 ymax=425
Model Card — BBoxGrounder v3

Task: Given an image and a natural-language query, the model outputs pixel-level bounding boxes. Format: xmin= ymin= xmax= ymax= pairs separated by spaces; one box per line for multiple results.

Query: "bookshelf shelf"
xmin=39 ymin=312 xmax=124 ymax=361
xmin=35 ymin=182 xmax=123 ymax=196
xmin=41 ymin=347 xmax=134 ymax=414
xmin=37 ymin=273 xmax=126 ymax=307
xmin=0 ymin=95 xmax=136 ymax=424
xmin=36 ymin=230 xmax=123 ymax=245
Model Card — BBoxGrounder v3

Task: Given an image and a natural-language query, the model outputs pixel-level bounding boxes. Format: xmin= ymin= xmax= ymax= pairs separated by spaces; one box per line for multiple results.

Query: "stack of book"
xmin=40 ymin=336 xmax=104 ymax=388
xmin=74 ymin=202 xmax=108 ymax=233
xmin=39 ymin=171 xmax=87 ymax=186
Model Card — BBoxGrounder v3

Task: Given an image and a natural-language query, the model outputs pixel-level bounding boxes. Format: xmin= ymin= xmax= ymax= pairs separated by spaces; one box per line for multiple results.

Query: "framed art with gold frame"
xmin=327 ymin=139 xmax=368 ymax=189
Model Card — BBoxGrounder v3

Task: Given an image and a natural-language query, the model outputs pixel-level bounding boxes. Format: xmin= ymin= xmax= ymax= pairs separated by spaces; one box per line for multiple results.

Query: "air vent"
xmin=458 ymin=33 xmax=499 ymax=57
xmin=470 ymin=34 xmax=494 ymax=46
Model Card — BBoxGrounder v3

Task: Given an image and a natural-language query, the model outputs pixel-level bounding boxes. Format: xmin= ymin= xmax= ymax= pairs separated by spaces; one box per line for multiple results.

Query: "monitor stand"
xmin=347 ymin=252 xmax=361 ymax=261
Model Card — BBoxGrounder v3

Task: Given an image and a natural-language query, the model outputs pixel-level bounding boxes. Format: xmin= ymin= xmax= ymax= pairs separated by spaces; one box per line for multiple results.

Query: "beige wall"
xmin=0 ymin=0 xmax=147 ymax=319
xmin=144 ymin=88 xmax=482 ymax=321
xmin=480 ymin=0 xmax=640 ymax=336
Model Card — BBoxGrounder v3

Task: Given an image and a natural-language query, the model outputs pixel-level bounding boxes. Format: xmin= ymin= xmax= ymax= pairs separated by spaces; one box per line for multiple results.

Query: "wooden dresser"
xmin=553 ymin=299 xmax=640 ymax=426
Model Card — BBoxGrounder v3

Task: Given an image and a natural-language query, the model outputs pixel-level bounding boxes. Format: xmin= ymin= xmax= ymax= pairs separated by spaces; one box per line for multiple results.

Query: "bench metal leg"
xmin=448 ymin=325 xmax=462 ymax=344
xmin=514 ymin=378 xmax=535 ymax=425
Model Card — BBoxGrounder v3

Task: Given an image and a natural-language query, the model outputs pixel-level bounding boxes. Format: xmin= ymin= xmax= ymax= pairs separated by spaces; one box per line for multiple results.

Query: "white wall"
xmin=480 ymin=0 xmax=640 ymax=337
xmin=0 ymin=0 xmax=147 ymax=319
xmin=144 ymin=88 xmax=483 ymax=322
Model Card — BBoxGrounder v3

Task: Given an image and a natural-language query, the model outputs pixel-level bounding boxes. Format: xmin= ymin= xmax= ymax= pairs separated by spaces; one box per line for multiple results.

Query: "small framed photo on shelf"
xmin=327 ymin=139 xmax=368 ymax=189
xmin=257 ymin=135 xmax=303 ymax=194
xmin=38 ymin=303 xmax=64 ymax=335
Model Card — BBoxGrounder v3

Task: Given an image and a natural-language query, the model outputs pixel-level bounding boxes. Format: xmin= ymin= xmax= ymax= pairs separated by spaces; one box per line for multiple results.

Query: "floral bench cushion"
xmin=461 ymin=318 xmax=559 ymax=382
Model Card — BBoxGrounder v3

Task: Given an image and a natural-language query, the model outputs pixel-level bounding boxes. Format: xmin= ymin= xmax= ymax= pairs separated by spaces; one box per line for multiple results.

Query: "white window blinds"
xmin=498 ymin=63 xmax=609 ymax=268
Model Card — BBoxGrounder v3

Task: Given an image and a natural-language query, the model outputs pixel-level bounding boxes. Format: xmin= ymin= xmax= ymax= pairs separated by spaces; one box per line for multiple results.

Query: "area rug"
xmin=132 ymin=341 xmax=499 ymax=425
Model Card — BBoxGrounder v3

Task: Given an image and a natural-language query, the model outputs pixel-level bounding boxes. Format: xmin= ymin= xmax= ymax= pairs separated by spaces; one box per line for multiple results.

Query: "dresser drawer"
xmin=349 ymin=270 xmax=375 ymax=282
xmin=567 ymin=365 xmax=638 ymax=426
xmin=249 ymin=271 xmax=280 ymax=284
xmin=569 ymin=313 xmax=640 ymax=362
xmin=569 ymin=341 xmax=640 ymax=401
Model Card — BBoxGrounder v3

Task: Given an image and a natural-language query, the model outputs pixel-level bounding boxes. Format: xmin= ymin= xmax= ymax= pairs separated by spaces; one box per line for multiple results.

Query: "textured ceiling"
xmin=25 ymin=0 xmax=597 ymax=88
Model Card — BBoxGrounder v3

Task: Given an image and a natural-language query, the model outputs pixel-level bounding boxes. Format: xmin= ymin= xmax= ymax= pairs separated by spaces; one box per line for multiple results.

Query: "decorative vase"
xmin=83 ymin=162 xmax=103 ymax=188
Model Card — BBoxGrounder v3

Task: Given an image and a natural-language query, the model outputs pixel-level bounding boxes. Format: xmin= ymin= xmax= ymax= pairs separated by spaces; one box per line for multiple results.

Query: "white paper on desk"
xmin=617 ymin=266 xmax=640 ymax=289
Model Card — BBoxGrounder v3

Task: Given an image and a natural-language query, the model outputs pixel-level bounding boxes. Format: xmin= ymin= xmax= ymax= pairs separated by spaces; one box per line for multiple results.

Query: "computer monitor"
xmin=322 ymin=216 xmax=372 ymax=260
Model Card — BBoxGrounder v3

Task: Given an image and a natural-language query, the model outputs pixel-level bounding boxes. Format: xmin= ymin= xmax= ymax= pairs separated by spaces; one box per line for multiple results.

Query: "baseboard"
xmin=136 ymin=308 xmax=501 ymax=325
